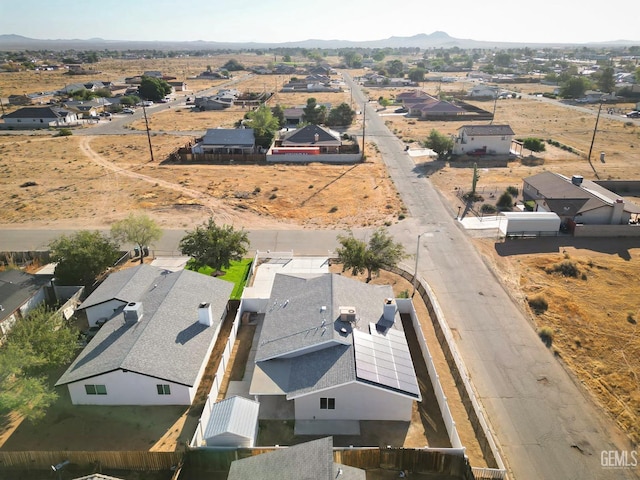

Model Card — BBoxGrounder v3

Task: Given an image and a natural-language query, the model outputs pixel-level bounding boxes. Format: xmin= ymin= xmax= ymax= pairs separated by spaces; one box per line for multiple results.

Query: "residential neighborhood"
xmin=1 ymin=22 xmax=640 ymax=480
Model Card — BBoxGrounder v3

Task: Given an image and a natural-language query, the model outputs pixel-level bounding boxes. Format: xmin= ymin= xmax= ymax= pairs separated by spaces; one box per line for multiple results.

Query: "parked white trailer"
xmin=499 ymin=212 xmax=561 ymax=236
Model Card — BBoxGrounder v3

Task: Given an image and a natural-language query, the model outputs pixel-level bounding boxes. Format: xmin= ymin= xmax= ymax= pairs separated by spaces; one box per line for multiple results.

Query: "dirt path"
xmin=78 ymin=136 xmax=288 ymax=229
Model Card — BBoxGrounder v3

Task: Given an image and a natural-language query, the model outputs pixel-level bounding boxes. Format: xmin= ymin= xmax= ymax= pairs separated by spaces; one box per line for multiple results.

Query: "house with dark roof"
xmin=452 ymin=124 xmax=515 ymax=156
xmin=56 ymin=264 xmax=234 ymax=405
xmin=249 ymin=273 xmax=421 ymax=424
xmin=227 ymin=437 xmax=365 ymax=480
xmin=523 ymin=171 xmax=640 ymax=225
xmin=277 ymin=124 xmax=342 ymax=153
xmin=0 ymin=270 xmax=52 ymax=339
xmin=191 ymin=128 xmax=256 ymax=154
xmin=2 ymin=106 xmax=78 ymax=127
xmin=408 ymin=99 xmax=466 ymax=119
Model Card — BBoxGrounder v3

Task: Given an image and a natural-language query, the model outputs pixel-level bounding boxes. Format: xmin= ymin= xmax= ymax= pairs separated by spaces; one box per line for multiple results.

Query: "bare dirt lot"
xmin=1 ymin=55 xmax=640 ymax=450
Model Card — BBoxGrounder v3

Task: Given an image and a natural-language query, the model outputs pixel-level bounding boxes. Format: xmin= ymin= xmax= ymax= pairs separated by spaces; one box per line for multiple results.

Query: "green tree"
xmin=302 ymin=97 xmax=327 ymax=125
xmin=179 ymin=218 xmax=250 ymax=272
xmin=119 ymin=95 xmax=140 ymax=106
xmin=341 ymin=50 xmax=363 ymax=68
xmin=326 ymin=103 xmax=356 ymax=126
xmin=372 ymin=51 xmax=386 ymax=62
xmin=138 ymin=76 xmax=172 ymax=101
xmin=386 ymin=59 xmax=404 ymax=77
xmin=5 ymin=305 xmax=78 ymax=367
xmin=223 ymin=59 xmax=245 ymax=71
xmin=111 ymin=213 xmax=162 ymax=264
xmin=49 ymin=230 xmax=120 ymax=286
xmin=283 ymin=54 xmax=292 ymax=63
xmin=423 ymin=129 xmax=453 ymax=159
xmin=245 ymin=104 xmax=280 ymax=148
xmin=0 ymin=306 xmax=78 ymax=422
xmin=522 ymin=137 xmax=546 ymax=153
xmin=271 ymin=104 xmax=285 ymax=128
xmin=596 ymin=66 xmax=615 ymax=93
xmin=336 ymin=228 xmax=407 ymax=283
xmin=560 ymin=76 xmax=590 ymax=99
xmin=408 ymin=67 xmax=426 ymax=83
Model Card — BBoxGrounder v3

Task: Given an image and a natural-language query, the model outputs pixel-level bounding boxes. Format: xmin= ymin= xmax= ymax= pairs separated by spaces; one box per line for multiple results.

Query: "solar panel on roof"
xmin=352 ymin=325 xmax=420 ymax=397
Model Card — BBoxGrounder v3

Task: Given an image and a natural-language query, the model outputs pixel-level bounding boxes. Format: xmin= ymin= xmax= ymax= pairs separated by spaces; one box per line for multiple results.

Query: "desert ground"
xmin=1 ymin=54 xmax=640 ymax=447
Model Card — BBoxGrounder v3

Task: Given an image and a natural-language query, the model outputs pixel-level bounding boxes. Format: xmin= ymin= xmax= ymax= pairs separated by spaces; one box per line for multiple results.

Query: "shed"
xmin=500 ymin=212 xmax=561 ymax=236
xmin=204 ymin=396 xmax=260 ymax=447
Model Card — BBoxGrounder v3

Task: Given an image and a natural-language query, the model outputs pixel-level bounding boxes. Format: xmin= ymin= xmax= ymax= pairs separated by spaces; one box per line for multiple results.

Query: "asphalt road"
xmin=2 ymin=75 xmax=639 ymax=479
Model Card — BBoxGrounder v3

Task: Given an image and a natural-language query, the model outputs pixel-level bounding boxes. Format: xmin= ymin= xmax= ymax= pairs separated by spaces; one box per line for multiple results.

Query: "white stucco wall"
xmin=293 ymin=382 xmax=414 ymax=421
xmin=85 ymin=299 xmax=126 ymax=327
xmin=453 ymin=132 xmax=512 ymax=155
xmin=66 ymin=369 xmax=194 ymax=405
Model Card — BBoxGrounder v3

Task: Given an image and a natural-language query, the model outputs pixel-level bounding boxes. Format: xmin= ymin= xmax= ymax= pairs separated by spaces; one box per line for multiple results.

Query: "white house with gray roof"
xmin=56 ymin=264 xmax=233 ymax=405
xmin=452 ymin=124 xmax=515 ymax=156
xmin=249 ymin=273 xmax=421 ymax=423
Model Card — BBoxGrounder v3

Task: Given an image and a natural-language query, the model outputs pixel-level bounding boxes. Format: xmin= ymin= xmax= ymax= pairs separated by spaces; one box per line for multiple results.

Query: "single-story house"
xmin=468 ymin=85 xmax=499 ymax=98
xmin=2 ymin=106 xmax=78 ymax=127
xmin=192 ymin=128 xmax=256 ymax=154
xmin=204 ymin=396 xmax=260 ymax=447
xmin=227 ymin=437 xmax=365 ymax=480
xmin=168 ymin=80 xmax=188 ymax=92
xmin=408 ymin=99 xmax=466 ymax=119
xmin=143 ymin=70 xmax=163 ymax=78
xmin=395 ymin=90 xmax=434 ymax=105
xmin=523 ymin=171 xmax=640 ymax=225
xmin=452 ymin=124 xmax=515 ymax=156
xmin=277 ymin=124 xmax=342 ymax=154
xmin=282 ymin=107 xmax=305 ymax=126
xmin=0 ymin=270 xmax=52 ymax=339
xmin=249 ymin=273 xmax=421 ymax=423
xmin=56 ymin=264 xmax=234 ymax=405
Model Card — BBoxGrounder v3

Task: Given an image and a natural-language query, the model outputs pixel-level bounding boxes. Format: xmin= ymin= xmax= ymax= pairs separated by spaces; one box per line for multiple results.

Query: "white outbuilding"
xmin=204 ymin=396 xmax=260 ymax=447
xmin=499 ymin=211 xmax=561 ymax=236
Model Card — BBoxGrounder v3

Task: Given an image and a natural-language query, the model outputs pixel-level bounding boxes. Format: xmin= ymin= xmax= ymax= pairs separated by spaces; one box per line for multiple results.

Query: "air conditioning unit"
xmin=339 ymin=306 xmax=356 ymax=323
xmin=123 ymin=302 xmax=143 ymax=323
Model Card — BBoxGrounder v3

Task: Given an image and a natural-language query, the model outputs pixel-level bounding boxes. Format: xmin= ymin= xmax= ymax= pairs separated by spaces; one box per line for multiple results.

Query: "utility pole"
xmin=141 ymin=103 xmax=155 ymax=163
xmin=362 ymin=99 xmax=366 ymax=159
xmin=587 ymin=99 xmax=604 ymax=166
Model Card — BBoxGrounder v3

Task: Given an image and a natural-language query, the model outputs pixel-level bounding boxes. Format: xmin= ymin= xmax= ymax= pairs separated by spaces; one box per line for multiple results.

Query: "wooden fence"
xmin=0 ymin=450 xmax=183 ymax=471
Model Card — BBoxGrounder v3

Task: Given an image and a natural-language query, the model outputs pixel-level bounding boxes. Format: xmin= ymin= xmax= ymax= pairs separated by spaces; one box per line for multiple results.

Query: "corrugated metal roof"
xmin=204 ymin=396 xmax=260 ymax=443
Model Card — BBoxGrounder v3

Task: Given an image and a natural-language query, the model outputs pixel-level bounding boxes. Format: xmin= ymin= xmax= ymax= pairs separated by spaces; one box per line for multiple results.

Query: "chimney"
xmin=314 ymin=133 xmax=319 ymax=143
xmin=571 ymin=175 xmax=584 ymax=186
xmin=198 ymin=302 xmax=213 ymax=326
xmin=383 ymin=298 xmax=397 ymax=323
xmin=123 ymin=302 xmax=143 ymax=323
xmin=611 ymin=198 xmax=625 ymax=224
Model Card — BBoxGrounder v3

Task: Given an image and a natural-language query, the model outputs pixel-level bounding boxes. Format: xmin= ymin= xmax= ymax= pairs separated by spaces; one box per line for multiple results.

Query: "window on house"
xmin=157 ymin=384 xmax=171 ymax=395
xmin=320 ymin=397 xmax=335 ymax=410
xmin=85 ymin=384 xmax=107 ymax=395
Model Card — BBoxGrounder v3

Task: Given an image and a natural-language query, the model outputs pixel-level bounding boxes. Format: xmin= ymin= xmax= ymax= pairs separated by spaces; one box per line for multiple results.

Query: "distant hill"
xmin=0 ymin=32 xmax=638 ymax=51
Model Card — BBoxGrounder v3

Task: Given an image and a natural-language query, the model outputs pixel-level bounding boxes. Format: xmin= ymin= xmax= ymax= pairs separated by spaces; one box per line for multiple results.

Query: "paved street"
xmin=1 ymin=74 xmax=638 ymax=479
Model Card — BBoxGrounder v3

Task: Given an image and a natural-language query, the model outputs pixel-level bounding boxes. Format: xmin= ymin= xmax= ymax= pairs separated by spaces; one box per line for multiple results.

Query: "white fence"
xmin=397 ymin=298 xmax=463 ymax=449
xmin=190 ymin=303 xmax=243 ymax=448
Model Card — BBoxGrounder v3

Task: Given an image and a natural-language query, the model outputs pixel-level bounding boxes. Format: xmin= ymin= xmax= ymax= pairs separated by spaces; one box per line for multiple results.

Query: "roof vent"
xmin=198 ymin=302 xmax=213 ymax=327
xmin=571 ymin=175 xmax=584 ymax=186
xmin=383 ymin=298 xmax=397 ymax=323
xmin=123 ymin=302 xmax=143 ymax=323
xmin=339 ymin=306 xmax=356 ymax=323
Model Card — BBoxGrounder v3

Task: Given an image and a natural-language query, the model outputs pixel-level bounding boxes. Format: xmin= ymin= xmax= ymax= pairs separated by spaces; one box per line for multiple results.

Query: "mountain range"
xmin=0 ymin=32 xmax=637 ymax=51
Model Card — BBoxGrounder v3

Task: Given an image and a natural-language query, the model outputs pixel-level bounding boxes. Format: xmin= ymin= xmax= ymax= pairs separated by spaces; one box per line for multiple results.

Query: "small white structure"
xmin=204 ymin=396 xmax=260 ymax=447
xmin=499 ymin=212 xmax=561 ymax=236
xmin=452 ymin=124 xmax=515 ymax=156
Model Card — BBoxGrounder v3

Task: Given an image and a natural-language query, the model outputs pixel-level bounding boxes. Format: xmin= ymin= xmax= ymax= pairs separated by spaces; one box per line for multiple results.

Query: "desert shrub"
xmin=538 ymin=326 xmax=554 ymax=346
xmin=329 ymin=206 xmax=338 ymax=213
xmin=528 ymin=295 xmax=549 ymax=314
xmin=481 ymin=203 xmax=497 ymax=213
xmin=55 ymin=128 xmax=73 ymax=137
xmin=462 ymin=192 xmax=484 ymax=202
xmin=546 ymin=260 xmax=579 ymax=277
xmin=398 ymin=289 xmax=410 ymax=299
xmin=506 ymin=185 xmax=519 ymax=196
xmin=496 ymin=192 xmax=513 ymax=210
xmin=628 ymin=313 xmax=637 ymax=325
xmin=524 ymin=200 xmax=536 ymax=211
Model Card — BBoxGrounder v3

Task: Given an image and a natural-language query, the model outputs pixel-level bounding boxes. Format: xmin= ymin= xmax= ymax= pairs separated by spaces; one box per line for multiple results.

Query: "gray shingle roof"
xmin=3 ymin=106 xmax=69 ymax=119
xmin=201 ymin=128 xmax=255 ymax=147
xmin=227 ymin=437 xmax=365 ymax=480
xmin=56 ymin=266 xmax=233 ymax=387
xmin=0 ymin=270 xmax=51 ymax=321
xmin=204 ymin=396 xmax=260 ymax=443
xmin=281 ymin=124 xmax=340 ymax=146
xmin=459 ymin=124 xmax=515 ymax=136
xmin=255 ymin=274 xmax=419 ymax=398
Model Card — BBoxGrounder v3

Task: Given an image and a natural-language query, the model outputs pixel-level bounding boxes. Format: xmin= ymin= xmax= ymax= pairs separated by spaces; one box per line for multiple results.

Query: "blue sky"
xmin=1 ymin=0 xmax=639 ymax=45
